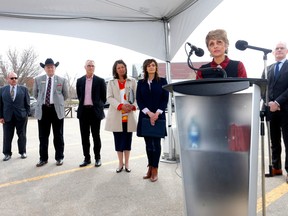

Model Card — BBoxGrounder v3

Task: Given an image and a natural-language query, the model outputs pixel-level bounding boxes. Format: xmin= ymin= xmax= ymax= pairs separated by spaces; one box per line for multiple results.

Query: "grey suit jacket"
xmin=33 ymin=75 xmax=69 ymax=120
xmin=0 ymin=85 xmax=30 ymax=122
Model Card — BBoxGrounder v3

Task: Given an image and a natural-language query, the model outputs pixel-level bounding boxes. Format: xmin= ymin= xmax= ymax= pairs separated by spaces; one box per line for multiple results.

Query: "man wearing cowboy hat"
xmin=33 ymin=58 xmax=69 ymax=167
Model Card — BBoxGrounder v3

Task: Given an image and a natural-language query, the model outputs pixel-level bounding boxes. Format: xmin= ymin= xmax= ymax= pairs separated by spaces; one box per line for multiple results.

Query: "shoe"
xmin=286 ymin=174 xmax=288 ymax=184
xmin=150 ymin=167 xmax=158 ymax=182
xmin=20 ymin=153 xmax=27 ymax=159
xmin=116 ymin=167 xmax=123 ymax=173
xmin=79 ymin=160 xmax=91 ymax=167
xmin=3 ymin=155 xmax=11 ymax=161
xmin=125 ymin=167 xmax=131 ymax=173
xmin=36 ymin=160 xmax=48 ymax=167
xmin=56 ymin=159 xmax=63 ymax=166
xmin=143 ymin=166 xmax=152 ymax=179
xmin=272 ymin=168 xmax=283 ymax=176
xmin=95 ymin=159 xmax=102 ymax=167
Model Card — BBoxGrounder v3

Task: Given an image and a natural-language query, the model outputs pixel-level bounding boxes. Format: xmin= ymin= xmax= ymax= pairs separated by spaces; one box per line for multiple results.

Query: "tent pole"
xmin=162 ymin=18 xmax=177 ymax=162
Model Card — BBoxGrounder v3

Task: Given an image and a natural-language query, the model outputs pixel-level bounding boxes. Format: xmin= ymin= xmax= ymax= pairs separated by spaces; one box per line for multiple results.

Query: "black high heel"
xmin=116 ymin=167 xmax=123 ymax=173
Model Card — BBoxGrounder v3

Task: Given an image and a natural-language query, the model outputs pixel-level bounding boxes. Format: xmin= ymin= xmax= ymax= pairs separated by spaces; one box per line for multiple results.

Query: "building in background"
xmin=132 ymin=62 xmax=208 ymax=81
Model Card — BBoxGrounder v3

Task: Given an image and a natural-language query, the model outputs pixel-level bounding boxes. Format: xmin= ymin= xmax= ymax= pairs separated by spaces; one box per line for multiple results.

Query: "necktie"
xmin=275 ymin=62 xmax=281 ymax=80
xmin=10 ymin=86 xmax=15 ymax=101
xmin=45 ymin=77 xmax=51 ymax=105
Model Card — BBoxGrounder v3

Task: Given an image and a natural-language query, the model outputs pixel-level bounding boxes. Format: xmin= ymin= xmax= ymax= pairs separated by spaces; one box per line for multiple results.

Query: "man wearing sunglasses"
xmin=0 ymin=72 xmax=30 ymax=161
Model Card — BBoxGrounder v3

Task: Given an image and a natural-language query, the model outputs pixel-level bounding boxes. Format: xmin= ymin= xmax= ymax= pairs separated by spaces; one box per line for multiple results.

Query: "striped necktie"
xmin=10 ymin=86 xmax=15 ymax=101
xmin=45 ymin=77 xmax=51 ymax=105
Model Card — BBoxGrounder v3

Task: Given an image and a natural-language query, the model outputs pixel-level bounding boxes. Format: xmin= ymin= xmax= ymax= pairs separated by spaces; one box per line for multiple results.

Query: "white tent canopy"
xmin=0 ymin=0 xmax=223 ymax=159
xmin=0 ymin=0 xmax=222 ymax=61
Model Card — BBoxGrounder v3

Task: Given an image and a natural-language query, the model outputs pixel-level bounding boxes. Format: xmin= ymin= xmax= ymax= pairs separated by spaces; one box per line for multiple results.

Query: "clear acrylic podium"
xmin=163 ymin=78 xmax=266 ymax=216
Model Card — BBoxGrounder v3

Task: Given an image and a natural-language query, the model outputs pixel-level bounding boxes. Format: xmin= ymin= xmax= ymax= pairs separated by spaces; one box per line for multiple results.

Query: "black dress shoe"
xmin=116 ymin=167 xmax=123 ymax=173
xmin=125 ymin=168 xmax=131 ymax=173
xmin=36 ymin=160 xmax=48 ymax=167
xmin=95 ymin=159 xmax=102 ymax=167
xmin=56 ymin=159 xmax=63 ymax=166
xmin=20 ymin=153 xmax=27 ymax=159
xmin=79 ymin=161 xmax=91 ymax=167
xmin=3 ymin=155 xmax=11 ymax=161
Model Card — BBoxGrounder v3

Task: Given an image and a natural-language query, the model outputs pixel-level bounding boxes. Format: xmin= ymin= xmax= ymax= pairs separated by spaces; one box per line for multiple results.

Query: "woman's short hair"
xmin=205 ymin=29 xmax=229 ymax=54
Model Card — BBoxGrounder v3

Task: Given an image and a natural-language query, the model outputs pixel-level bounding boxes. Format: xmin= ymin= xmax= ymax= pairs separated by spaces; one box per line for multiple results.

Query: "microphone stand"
xmin=259 ymin=50 xmax=272 ymax=216
xmin=262 ymin=54 xmax=273 ymax=179
xmin=187 ymin=50 xmax=227 ymax=78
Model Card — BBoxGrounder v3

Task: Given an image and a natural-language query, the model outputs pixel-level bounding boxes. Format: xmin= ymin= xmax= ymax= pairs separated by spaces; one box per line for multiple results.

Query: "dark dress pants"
xmin=113 ymin=122 xmax=132 ymax=151
xmin=2 ymin=114 xmax=27 ymax=156
xmin=38 ymin=105 xmax=64 ymax=161
xmin=79 ymin=107 xmax=102 ymax=162
xmin=144 ymin=136 xmax=161 ymax=168
xmin=270 ymin=110 xmax=288 ymax=172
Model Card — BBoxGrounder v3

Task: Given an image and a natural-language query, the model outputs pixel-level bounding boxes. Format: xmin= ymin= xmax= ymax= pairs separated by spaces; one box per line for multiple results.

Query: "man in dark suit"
xmin=76 ymin=60 xmax=106 ymax=167
xmin=0 ymin=72 xmax=30 ymax=161
xmin=33 ymin=58 xmax=69 ymax=167
xmin=265 ymin=42 xmax=288 ymax=183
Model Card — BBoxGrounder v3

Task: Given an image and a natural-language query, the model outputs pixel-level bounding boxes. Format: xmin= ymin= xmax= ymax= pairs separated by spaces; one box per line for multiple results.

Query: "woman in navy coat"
xmin=136 ymin=59 xmax=169 ymax=182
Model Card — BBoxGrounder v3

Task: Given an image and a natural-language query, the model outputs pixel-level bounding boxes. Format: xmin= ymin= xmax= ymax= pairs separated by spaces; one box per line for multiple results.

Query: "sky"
xmin=0 ymin=0 xmax=287 ymax=80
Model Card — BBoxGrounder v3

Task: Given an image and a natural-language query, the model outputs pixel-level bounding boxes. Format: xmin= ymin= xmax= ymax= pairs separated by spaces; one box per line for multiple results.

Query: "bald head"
xmin=273 ymin=42 xmax=288 ymax=62
xmin=7 ymin=72 xmax=18 ymax=86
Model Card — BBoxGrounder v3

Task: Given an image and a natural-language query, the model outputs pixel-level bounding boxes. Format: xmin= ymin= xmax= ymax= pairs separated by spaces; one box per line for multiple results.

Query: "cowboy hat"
xmin=40 ymin=58 xmax=59 ymax=68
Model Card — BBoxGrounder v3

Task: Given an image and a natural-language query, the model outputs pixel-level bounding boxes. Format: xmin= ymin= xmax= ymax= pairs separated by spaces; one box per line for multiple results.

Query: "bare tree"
xmin=0 ymin=47 xmax=41 ymax=92
xmin=63 ymin=72 xmax=77 ymax=102
xmin=0 ymin=55 xmax=8 ymax=86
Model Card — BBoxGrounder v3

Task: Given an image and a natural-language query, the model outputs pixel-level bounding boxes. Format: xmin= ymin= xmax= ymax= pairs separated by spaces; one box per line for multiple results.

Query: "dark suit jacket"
xmin=0 ymin=85 xmax=30 ymax=121
xmin=136 ymin=77 xmax=169 ymax=137
xmin=265 ymin=59 xmax=288 ymax=111
xmin=76 ymin=74 xmax=107 ymax=120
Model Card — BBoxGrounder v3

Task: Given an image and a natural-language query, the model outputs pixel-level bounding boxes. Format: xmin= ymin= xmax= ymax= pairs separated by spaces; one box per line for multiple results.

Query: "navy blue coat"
xmin=136 ymin=77 xmax=169 ymax=137
xmin=0 ymin=85 xmax=30 ymax=121
xmin=265 ymin=60 xmax=288 ymax=111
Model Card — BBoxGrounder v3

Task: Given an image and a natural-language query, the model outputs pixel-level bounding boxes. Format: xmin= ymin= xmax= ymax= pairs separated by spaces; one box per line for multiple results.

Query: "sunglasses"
xmin=10 ymin=77 xmax=18 ymax=80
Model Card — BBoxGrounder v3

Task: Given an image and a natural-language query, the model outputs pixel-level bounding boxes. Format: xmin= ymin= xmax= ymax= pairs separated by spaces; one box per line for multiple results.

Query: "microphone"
xmin=235 ymin=40 xmax=272 ymax=54
xmin=186 ymin=42 xmax=204 ymax=57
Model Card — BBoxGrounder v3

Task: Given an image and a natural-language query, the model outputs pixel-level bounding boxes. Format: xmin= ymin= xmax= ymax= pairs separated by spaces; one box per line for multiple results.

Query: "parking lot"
xmin=0 ymin=110 xmax=287 ymax=216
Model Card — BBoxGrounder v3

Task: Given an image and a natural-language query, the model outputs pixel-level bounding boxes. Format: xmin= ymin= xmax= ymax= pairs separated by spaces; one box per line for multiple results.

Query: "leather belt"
xmin=43 ymin=104 xmax=54 ymax=108
xmin=83 ymin=105 xmax=93 ymax=108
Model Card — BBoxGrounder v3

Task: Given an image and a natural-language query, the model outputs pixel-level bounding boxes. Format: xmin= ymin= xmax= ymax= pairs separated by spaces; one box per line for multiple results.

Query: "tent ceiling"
xmin=0 ymin=0 xmax=223 ymax=61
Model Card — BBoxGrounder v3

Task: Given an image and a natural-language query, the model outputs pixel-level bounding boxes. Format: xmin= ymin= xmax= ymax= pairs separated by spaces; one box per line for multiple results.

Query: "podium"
xmin=163 ymin=78 xmax=266 ymax=216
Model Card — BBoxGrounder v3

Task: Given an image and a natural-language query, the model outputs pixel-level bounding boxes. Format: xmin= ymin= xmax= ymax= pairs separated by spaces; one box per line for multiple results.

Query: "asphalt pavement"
xmin=0 ymin=110 xmax=287 ymax=216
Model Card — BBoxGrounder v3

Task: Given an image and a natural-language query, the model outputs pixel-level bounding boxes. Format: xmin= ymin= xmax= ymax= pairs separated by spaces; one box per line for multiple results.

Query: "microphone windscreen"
xmin=195 ymin=48 xmax=204 ymax=57
xmin=235 ymin=40 xmax=248 ymax=50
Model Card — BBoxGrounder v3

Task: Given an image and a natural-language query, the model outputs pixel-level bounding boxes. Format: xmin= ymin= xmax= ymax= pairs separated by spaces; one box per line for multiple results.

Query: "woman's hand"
xmin=147 ymin=111 xmax=159 ymax=126
xmin=122 ymin=104 xmax=133 ymax=113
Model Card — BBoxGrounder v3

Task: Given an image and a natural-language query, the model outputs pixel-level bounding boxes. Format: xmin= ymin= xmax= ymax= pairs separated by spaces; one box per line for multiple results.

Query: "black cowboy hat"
xmin=40 ymin=58 xmax=59 ymax=68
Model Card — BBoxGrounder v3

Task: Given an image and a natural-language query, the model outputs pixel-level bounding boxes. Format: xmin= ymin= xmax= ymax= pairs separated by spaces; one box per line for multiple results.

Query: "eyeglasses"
xmin=10 ymin=77 xmax=18 ymax=80
xmin=275 ymin=47 xmax=286 ymax=51
xmin=87 ymin=65 xmax=95 ymax=67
